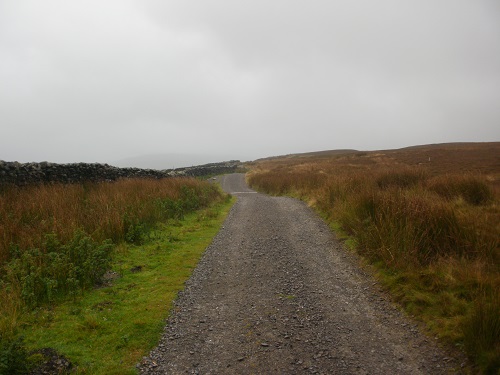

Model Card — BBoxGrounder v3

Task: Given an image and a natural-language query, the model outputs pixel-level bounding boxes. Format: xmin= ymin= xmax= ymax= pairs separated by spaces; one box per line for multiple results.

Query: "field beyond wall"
xmin=247 ymin=142 xmax=500 ymax=373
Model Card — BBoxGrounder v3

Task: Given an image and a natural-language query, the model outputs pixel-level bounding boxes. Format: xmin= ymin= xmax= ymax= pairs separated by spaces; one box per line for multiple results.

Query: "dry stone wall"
xmin=0 ymin=160 xmax=241 ymax=186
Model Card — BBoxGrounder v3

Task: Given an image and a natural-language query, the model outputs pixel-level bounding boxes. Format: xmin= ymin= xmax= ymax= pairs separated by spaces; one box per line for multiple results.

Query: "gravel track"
xmin=138 ymin=173 xmax=464 ymax=374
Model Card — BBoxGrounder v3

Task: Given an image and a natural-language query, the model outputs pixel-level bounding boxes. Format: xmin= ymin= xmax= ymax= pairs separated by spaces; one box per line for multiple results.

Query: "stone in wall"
xmin=0 ymin=160 xmax=241 ymax=186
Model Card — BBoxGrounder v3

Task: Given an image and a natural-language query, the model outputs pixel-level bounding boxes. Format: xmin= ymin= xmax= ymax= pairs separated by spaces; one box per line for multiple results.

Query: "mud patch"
xmin=28 ymin=347 xmax=72 ymax=374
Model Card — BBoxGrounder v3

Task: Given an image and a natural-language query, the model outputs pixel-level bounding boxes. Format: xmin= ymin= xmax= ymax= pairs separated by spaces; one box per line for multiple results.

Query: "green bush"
xmin=4 ymin=231 xmax=112 ymax=307
xmin=0 ymin=335 xmax=28 ymax=375
xmin=125 ymin=223 xmax=148 ymax=245
xmin=161 ymin=198 xmax=186 ymax=220
xmin=156 ymin=185 xmax=218 ymax=220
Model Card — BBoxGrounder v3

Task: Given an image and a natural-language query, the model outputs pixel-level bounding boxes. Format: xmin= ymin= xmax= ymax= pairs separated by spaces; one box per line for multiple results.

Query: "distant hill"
xmin=253 ymin=142 xmax=500 ymax=177
xmin=381 ymin=142 xmax=500 ymax=175
xmin=255 ymin=149 xmax=358 ymax=162
xmin=389 ymin=142 xmax=499 ymax=152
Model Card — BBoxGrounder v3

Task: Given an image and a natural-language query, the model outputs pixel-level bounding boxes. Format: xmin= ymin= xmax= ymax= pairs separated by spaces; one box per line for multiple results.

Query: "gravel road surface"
xmin=138 ymin=173 xmax=463 ymax=374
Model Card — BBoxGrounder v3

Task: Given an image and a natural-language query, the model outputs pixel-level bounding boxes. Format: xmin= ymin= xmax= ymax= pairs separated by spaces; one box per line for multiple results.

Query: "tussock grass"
xmin=463 ymin=290 xmax=500 ymax=373
xmin=376 ymin=168 xmax=426 ymax=190
xmin=427 ymin=174 xmax=494 ymax=205
xmin=248 ymin=150 xmax=499 ymax=372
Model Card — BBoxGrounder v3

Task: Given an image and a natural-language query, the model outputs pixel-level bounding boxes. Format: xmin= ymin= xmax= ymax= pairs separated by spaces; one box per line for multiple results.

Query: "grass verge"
xmin=12 ymin=197 xmax=234 ymax=374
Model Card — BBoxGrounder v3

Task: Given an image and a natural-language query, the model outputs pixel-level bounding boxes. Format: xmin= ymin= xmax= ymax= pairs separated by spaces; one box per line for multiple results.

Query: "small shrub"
xmin=4 ymin=231 xmax=112 ymax=307
xmin=125 ymin=223 xmax=147 ymax=245
xmin=0 ymin=335 xmax=28 ymax=375
xmin=158 ymin=198 xmax=185 ymax=220
xmin=179 ymin=185 xmax=201 ymax=211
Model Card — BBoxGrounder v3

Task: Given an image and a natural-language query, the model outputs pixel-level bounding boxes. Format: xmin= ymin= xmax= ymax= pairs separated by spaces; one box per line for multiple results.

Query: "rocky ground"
xmin=138 ymin=173 xmax=465 ymax=374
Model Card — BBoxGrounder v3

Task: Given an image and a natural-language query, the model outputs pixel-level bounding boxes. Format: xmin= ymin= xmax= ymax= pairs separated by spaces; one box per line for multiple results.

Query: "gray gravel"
xmin=138 ymin=173 xmax=465 ymax=374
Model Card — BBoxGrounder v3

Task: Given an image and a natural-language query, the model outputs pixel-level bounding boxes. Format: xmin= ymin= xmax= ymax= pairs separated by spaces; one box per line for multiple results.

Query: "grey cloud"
xmin=1 ymin=0 xmax=499 ymax=166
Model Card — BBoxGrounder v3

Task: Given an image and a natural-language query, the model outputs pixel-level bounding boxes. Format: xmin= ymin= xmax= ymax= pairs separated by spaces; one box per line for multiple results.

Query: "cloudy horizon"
xmin=1 ymin=0 xmax=499 ymax=167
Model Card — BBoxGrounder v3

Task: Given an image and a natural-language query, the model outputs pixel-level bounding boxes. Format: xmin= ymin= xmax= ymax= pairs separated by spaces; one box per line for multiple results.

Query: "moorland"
xmin=248 ymin=142 xmax=499 ymax=373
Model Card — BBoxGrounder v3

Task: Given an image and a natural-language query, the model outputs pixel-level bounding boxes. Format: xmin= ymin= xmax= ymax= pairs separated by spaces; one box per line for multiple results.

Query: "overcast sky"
xmin=1 ymin=0 xmax=499 ymax=167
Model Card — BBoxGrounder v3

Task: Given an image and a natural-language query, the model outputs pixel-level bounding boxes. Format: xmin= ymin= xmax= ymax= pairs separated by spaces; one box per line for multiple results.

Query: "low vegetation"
xmin=0 ymin=178 xmax=232 ymax=374
xmin=248 ymin=143 xmax=499 ymax=373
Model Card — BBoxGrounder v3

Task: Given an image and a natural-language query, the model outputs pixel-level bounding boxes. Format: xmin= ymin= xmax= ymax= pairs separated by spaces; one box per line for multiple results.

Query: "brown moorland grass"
xmin=247 ymin=142 xmax=500 ymax=373
xmin=0 ymin=178 xmax=224 ymax=336
xmin=0 ymin=178 xmax=221 ymax=265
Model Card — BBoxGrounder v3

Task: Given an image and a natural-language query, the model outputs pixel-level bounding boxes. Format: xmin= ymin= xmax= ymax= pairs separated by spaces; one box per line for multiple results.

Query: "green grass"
xmin=19 ymin=198 xmax=234 ymax=374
